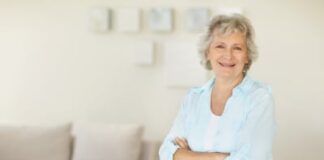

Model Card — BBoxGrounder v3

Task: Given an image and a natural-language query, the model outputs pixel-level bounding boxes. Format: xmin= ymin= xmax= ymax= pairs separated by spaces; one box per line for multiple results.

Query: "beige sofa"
xmin=0 ymin=123 xmax=160 ymax=160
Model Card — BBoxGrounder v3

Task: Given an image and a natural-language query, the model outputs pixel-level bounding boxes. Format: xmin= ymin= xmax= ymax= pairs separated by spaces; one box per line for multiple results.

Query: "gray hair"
xmin=198 ymin=14 xmax=258 ymax=73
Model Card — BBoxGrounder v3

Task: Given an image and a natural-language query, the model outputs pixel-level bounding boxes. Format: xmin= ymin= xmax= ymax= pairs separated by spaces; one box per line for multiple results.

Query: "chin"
xmin=214 ymin=70 xmax=243 ymax=79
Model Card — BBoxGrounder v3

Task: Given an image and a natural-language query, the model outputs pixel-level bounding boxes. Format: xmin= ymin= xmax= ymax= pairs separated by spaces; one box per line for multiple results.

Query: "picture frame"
xmin=148 ymin=8 xmax=173 ymax=32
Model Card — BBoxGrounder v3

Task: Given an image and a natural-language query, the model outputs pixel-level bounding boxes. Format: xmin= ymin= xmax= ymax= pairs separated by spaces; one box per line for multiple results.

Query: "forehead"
xmin=211 ymin=30 xmax=247 ymax=43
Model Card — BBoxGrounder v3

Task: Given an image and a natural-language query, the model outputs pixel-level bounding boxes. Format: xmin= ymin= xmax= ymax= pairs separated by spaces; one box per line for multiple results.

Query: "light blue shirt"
xmin=159 ymin=75 xmax=276 ymax=160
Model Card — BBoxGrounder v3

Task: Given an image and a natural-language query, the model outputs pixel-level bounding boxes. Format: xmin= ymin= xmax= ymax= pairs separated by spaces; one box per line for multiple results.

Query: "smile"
xmin=219 ymin=62 xmax=236 ymax=68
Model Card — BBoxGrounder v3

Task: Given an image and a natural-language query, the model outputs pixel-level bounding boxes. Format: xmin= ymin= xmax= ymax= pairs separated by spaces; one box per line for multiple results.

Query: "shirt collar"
xmin=199 ymin=74 xmax=253 ymax=95
xmin=232 ymin=74 xmax=253 ymax=95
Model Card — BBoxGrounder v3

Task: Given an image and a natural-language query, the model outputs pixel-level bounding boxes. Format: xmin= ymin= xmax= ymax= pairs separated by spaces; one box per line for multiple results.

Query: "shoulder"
xmin=247 ymin=79 xmax=273 ymax=98
xmin=187 ymin=77 xmax=215 ymax=95
xmin=184 ymin=85 xmax=210 ymax=101
xmin=245 ymin=79 xmax=275 ymax=112
xmin=181 ymin=87 xmax=204 ymax=104
xmin=179 ymin=80 xmax=211 ymax=110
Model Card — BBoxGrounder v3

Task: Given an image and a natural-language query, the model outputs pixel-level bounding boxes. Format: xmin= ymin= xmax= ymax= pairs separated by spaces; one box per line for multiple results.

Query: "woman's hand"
xmin=174 ymin=137 xmax=190 ymax=150
xmin=173 ymin=137 xmax=229 ymax=160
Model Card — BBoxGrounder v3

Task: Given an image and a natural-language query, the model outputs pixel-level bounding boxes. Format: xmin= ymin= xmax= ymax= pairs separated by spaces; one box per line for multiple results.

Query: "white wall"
xmin=0 ymin=0 xmax=324 ymax=159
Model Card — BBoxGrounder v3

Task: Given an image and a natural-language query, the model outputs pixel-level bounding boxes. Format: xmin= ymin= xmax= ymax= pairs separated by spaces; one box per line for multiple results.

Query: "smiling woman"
xmin=199 ymin=14 xmax=258 ymax=74
xmin=207 ymin=32 xmax=249 ymax=81
xmin=159 ymin=14 xmax=276 ymax=160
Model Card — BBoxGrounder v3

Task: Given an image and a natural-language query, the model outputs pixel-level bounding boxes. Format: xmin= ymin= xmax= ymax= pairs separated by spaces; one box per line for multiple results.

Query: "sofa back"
xmin=139 ymin=140 xmax=161 ymax=160
xmin=0 ymin=124 xmax=72 ymax=160
xmin=0 ymin=123 xmax=160 ymax=160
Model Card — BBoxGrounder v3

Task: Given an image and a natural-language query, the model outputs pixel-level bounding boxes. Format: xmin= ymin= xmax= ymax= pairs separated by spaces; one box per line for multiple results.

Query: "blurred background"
xmin=0 ymin=0 xmax=323 ymax=159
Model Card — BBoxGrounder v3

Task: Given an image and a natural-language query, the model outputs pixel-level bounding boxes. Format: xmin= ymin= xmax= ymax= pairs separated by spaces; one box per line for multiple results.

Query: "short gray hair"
xmin=198 ymin=14 xmax=258 ymax=72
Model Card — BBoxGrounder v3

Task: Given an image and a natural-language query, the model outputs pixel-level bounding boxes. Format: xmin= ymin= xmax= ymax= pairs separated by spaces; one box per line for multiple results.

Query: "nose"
xmin=223 ymin=49 xmax=233 ymax=59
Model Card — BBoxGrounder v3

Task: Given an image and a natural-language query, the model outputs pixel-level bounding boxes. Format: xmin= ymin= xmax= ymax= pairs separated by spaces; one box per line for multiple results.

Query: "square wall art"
xmin=148 ymin=8 xmax=173 ymax=32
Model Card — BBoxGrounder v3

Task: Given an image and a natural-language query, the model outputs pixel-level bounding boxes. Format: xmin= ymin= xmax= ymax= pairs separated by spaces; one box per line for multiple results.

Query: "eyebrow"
xmin=213 ymin=41 xmax=225 ymax=45
xmin=213 ymin=42 xmax=244 ymax=46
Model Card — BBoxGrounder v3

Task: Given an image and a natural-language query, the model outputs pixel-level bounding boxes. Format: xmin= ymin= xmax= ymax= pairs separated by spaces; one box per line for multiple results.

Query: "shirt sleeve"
xmin=159 ymin=90 xmax=193 ymax=160
xmin=225 ymin=87 xmax=277 ymax=160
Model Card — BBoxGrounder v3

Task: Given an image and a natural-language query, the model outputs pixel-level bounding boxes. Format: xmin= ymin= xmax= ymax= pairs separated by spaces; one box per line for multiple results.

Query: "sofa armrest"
xmin=139 ymin=140 xmax=161 ymax=160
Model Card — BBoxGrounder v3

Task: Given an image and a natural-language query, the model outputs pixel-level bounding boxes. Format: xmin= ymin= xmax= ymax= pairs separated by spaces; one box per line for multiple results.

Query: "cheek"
xmin=207 ymin=49 xmax=220 ymax=60
xmin=244 ymin=57 xmax=249 ymax=64
xmin=242 ymin=53 xmax=249 ymax=64
xmin=206 ymin=51 xmax=214 ymax=60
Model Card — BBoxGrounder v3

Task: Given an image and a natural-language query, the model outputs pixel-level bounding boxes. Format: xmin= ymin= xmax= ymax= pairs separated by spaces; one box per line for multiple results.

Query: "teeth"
xmin=220 ymin=62 xmax=235 ymax=67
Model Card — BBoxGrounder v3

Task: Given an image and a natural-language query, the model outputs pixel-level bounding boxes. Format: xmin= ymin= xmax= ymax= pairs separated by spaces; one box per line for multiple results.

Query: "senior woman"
xmin=159 ymin=14 xmax=276 ymax=160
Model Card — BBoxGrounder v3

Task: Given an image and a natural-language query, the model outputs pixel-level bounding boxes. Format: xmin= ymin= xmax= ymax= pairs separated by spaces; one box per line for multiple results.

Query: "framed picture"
xmin=185 ymin=8 xmax=210 ymax=32
xmin=88 ymin=7 xmax=111 ymax=32
xmin=148 ymin=8 xmax=173 ymax=32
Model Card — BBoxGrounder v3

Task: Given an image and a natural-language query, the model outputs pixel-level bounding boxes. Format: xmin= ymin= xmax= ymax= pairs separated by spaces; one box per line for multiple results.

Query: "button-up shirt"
xmin=159 ymin=75 xmax=276 ymax=160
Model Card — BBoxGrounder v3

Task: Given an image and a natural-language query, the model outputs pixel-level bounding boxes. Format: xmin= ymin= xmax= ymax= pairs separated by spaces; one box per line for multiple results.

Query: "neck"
xmin=214 ymin=74 xmax=244 ymax=91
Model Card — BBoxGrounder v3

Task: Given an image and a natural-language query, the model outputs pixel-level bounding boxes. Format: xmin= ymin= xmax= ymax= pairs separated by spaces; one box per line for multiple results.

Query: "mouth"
xmin=219 ymin=62 xmax=236 ymax=68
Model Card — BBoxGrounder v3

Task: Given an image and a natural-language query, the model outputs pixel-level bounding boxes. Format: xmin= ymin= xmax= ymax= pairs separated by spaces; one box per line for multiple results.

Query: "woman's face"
xmin=207 ymin=30 xmax=249 ymax=79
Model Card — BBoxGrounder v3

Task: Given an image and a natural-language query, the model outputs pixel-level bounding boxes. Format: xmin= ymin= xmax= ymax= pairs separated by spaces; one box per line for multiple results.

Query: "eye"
xmin=215 ymin=45 xmax=225 ymax=49
xmin=234 ymin=47 xmax=242 ymax=51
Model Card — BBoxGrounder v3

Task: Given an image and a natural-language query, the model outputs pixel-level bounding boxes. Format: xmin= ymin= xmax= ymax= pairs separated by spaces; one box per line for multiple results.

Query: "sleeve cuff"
xmin=168 ymin=144 xmax=180 ymax=160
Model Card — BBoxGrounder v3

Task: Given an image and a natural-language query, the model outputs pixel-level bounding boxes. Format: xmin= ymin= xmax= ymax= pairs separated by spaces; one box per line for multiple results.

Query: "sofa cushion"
xmin=0 ymin=123 xmax=72 ymax=160
xmin=139 ymin=140 xmax=161 ymax=160
xmin=72 ymin=123 xmax=143 ymax=160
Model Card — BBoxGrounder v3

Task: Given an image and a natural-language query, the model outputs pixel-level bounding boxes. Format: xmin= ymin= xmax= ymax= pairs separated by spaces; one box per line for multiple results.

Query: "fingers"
xmin=174 ymin=137 xmax=190 ymax=150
